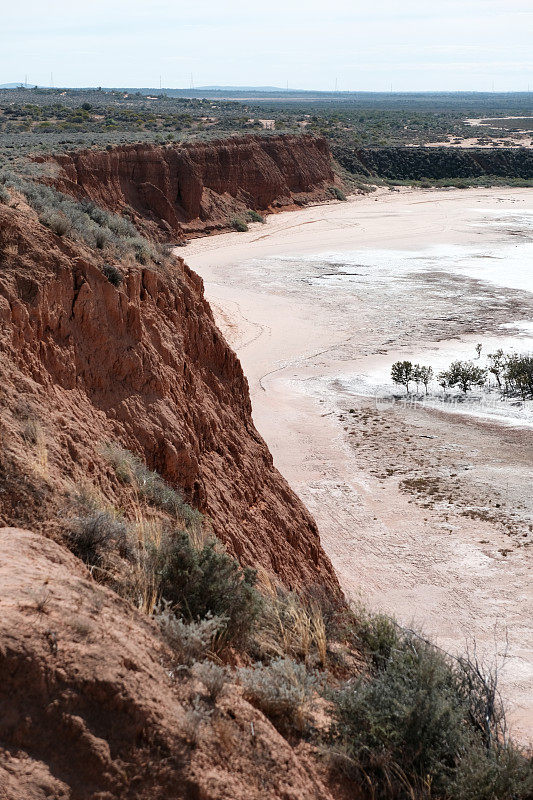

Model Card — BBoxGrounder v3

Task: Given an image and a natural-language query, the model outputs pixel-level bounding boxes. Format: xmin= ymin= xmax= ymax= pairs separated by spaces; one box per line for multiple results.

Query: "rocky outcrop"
xmin=0 ymin=528 xmax=336 ymax=800
xmin=0 ymin=201 xmax=339 ymax=594
xmin=38 ymin=135 xmax=336 ymax=239
xmin=333 ymin=144 xmax=533 ymax=181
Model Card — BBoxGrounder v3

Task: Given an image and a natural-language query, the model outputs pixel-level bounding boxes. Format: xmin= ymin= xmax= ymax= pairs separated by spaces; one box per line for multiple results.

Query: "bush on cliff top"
xmin=101 ymin=263 xmax=123 ymax=286
xmin=0 ymin=166 xmax=161 ymax=263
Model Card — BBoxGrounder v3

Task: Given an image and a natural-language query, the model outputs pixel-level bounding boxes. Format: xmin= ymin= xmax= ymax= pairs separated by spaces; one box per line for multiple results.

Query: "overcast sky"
xmin=2 ymin=0 xmax=532 ymax=92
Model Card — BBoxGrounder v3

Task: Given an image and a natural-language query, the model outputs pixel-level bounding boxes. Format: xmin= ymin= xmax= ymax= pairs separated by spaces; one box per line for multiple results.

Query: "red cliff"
xmin=0 ymin=198 xmax=339 ymax=594
xmin=38 ymin=134 xmax=336 ymax=239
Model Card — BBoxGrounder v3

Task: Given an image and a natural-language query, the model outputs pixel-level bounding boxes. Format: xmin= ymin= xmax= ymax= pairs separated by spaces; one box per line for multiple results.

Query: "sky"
xmin=2 ymin=0 xmax=532 ymax=92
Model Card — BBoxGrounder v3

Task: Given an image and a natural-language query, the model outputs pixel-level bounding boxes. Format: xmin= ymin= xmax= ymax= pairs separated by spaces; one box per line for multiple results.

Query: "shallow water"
xmin=277 ymin=239 xmax=533 ymax=294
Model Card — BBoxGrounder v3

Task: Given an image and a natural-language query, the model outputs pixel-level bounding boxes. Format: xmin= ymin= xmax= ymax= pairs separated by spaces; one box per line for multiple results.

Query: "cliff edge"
xmin=37 ymin=134 xmax=336 ymax=239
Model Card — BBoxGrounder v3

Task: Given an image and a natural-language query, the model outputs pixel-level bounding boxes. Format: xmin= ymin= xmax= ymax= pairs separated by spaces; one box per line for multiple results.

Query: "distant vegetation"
xmin=333 ymin=146 xmax=533 ymax=185
xmin=391 ymin=347 xmax=533 ymax=400
xmin=0 ymin=87 xmax=531 ymax=189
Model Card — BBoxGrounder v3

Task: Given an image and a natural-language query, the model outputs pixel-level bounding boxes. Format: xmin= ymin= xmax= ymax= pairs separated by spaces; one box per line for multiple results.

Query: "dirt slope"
xmin=0 ymin=528 xmax=335 ymax=800
xmin=37 ymin=135 xmax=336 ymax=239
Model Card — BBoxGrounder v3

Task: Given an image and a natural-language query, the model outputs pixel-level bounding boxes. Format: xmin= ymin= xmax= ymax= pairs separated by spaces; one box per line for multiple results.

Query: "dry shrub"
xmin=68 ymin=510 xmax=130 ymax=569
xmin=193 ymin=660 xmax=228 ymax=701
xmin=102 ymin=443 xmax=203 ymax=530
xmin=213 ymin=717 xmax=235 ymax=751
xmin=239 ymin=657 xmax=319 ymax=732
xmin=124 ymin=514 xmax=166 ymax=614
xmin=155 ymin=601 xmax=226 ymax=665
xmin=39 ymin=209 xmax=71 ymax=236
xmin=181 ymin=695 xmax=213 ymax=746
xmin=18 ymin=410 xmax=48 ymax=476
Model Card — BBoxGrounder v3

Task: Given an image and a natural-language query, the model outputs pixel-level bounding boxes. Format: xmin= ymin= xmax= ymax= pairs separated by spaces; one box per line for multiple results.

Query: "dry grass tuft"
xmin=256 ymin=570 xmax=328 ymax=667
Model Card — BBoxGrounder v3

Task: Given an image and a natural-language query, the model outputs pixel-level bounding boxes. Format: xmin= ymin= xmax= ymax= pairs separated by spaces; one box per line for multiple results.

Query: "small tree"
xmin=438 ymin=361 xmax=487 ymax=394
xmin=487 ymin=349 xmax=506 ymax=391
xmin=412 ymin=364 xmax=421 ymax=393
xmin=504 ymin=354 xmax=533 ymax=399
xmin=413 ymin=364 xmax=433 ymax=395
xmin=475 ymin=343 xmax=482 ymax=359
xmin=391 ymin=361 xmax=414 ymax=393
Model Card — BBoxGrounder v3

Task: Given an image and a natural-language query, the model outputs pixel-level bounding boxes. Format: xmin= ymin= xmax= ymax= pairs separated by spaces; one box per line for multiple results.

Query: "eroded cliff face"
xmin=38 ymin=134 xmax=335 ymax=239
xmin=0 ymin=137 xmax=343 ymax=800
xmin=0 ymin=200 xmax=339 ymax=594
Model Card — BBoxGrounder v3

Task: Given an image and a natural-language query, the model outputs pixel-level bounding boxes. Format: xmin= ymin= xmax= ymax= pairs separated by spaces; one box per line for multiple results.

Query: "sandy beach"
xmin=184 ymin=187 xmax=533 ymax=740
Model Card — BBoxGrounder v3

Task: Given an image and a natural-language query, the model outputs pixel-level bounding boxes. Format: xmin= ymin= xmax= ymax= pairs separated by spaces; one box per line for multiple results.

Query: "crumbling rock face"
xmin=0 ymin=528 xmax=336 ymax=800
xmin=0 ymin=202 xmax=339 ymax=594
xmin=38 ymin=135 xmax=336 ymax=239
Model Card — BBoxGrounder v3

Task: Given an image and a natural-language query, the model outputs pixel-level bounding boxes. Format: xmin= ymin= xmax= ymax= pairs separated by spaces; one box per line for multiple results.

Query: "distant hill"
xmin=196 ymin=85 xmax=285 ymax=91
xmin=0 ymin=82 xmax=38 ymax=89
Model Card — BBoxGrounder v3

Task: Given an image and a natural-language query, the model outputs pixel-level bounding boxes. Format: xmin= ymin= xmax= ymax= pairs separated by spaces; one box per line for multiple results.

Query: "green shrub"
xmin=350 ymin=609 xmax=399 ymax=672
xmin=331 ymin=639 xmax=471 ymax=795
xmin=246 ymin=210 xmax=265 ymax=223
xmin=328 ymin=185 xmax=347 ymax=201
xmin=239 ymin=657 xmax=319 ymax=730
xmin=154 ymin=531 xmax=263 ymax=649
xmin=329 ymin=617 xmax=532 ymax=799
xmin=451 ymin=743 xmax=533 ymax=800
xmin=230 ymin=217 xmax=248 ymax=232
xmin=0 ymin=184 xmax=9 ymax=204
xmin=101 ymin=263 xmax=123 ymax=287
